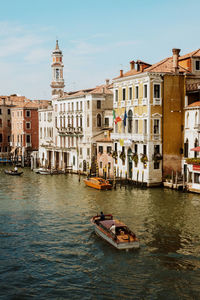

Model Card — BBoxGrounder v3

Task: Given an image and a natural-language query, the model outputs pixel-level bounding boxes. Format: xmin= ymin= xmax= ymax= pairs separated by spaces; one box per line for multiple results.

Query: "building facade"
xmin=111 ymin=49 xmax=188 ymax=186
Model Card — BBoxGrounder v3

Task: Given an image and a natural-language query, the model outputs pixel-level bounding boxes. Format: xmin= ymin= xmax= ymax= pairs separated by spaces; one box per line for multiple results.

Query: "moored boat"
xmin=91 ymin=214 xmax=139 ymax=250
xmin=4 ymin=170 xmax=23 ymax=176
xmin=84 ymin=177 xmax=112 ymax=190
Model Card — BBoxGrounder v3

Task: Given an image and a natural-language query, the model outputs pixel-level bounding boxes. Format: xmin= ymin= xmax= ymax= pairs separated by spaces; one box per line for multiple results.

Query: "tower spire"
xmin=51 ymin=41 xmax=65 ymax=99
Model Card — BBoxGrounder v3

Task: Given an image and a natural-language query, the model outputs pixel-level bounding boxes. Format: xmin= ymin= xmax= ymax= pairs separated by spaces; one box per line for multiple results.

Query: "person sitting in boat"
xmin=14 ymin=166 xmax=18 ymax=172
xmin=110 ymin=224 xmax=116 ymax=235
xmin=100 ymin=211 xmax=105 ymax=220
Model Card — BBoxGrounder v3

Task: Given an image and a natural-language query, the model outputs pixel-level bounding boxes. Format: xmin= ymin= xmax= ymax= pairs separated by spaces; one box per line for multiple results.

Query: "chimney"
xmin=130 ymin=60 xmax=135 ymax=70
xmin=172 ymin=48 xmax=180 ymax=73
xmin=105 ymin=79 xmax=109 ymax=85
xmin=120 ymin=70 xmax=123 ymax=77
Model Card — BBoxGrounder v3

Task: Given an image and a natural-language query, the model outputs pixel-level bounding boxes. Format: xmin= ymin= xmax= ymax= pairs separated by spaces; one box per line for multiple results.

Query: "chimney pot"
xmin=172 ymin=48 xmax=181 ymax=73
xmin=120 ymin=70 xmax=123 ymax=77
xmin=105 ymin=79 xmax=109 ymax=85
xmin=130 ymin=61 xmax=135 ymax=70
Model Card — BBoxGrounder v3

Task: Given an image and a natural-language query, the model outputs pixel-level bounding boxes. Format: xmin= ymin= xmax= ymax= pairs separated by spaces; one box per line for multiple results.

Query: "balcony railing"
xmin=142 ymin=98 xmax=147 ymax=105
xmin=153 ymin=98 xmax=162 ymax=105
xmin=133 ymin=99 xmax=139 ymax=106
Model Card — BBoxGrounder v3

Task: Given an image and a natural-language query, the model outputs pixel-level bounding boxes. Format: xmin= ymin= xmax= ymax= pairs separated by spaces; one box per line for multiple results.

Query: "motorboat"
xmin=4 ymin=170 xmax=23 ymax=176
xmin=84 ymin=177 xmax=112 ymax=190
xmin=33 ymin=168 xmax=46 ymax=174
xmin=91 ymin=214 xmax=139 ymax=250
xmin=38 ymin=169 xmax=52 ymax=175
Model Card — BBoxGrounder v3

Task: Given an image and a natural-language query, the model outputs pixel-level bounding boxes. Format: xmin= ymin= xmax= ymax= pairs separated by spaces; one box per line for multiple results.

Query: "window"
xmin=100 ymin=162 xmax=103 ymax=168
xmin=97 ymin=114 xmax=101 ymax=127
xmin=60 ymin=103 xmax=62 ymax=112
xmin=55 ymin=104 xmax=57 ymax=112
xmin=71 ymin=103 xmax=74 ymax=112
xmin=0 ymin=119 xmax=2 ymax=127
xmin=26 ymin=134 xmax=31 ymax=143
xmin=97 ymin=100 xmax=101 ymax=109
xmin=80 ymin=102 xmax=82 ymax=110
xmin=44 ymin=113 xmax=46 ymax=121
xmin=8 ymin=136 xmax=10 ymax=142
xmin=154 ymin=119 xmax=160 ymax=134
xmin=115 ymin=143 xmax=117 ymax=152
xmin=154 ymin=162 xmax=160 ymax=169
xmin=135 ymin=86 xmax=139 ymax=99
xmin=7 ymin=120 xmax=11 ymax=127
xmin=154 ymin=145 xmax=160 ymax=154
xmin=55 ymin=117 xmax=57 ymax=128
xmin=87 ymin=116 xmax=90 ymax=127
xmin=0 ymin=134 xmax=2 ymax=142
xmin=76 ymin=116 xmax=78 ymax=127
xmin=104 ymin=117 xmax=109 ymax=126
xmin=129 ymin=87 xmax=132 ymax=100
xmin=26 ymin=110 xmax=31 ymax=117
xmin=107 ymin=146 xmax=112 ymax=154
xmin=80 ymin=115 xmax=82 ymax=127
xmin=56 ymin=69 xmax=59 ymax=79
xmin=99 ymin=146 xmax=103 ymax=153
xmin=87 ymin=101 xmax=90 ymax=109
xmin=8 ymin=109 xmax=10 ymax=115
xmin=128 ymin=110 xmax=133 ymax=133
xmin=144 ymin=119 xmax=147 ymax=134
xmin=40 ymin=128 xmax=42 ymax=139
xmin=115 ymin=90 xmax=118 ymax=102
xmin=87 ymin=148 xmax=90 ymax=156
xmin=71 ymin=116 xmax=74 ymax=127
xmin=73 ymin=156 xmax=76 ymax=166
xmin=196 ymin=61 xmax=200 ymax=71
xmin=194 ymin=139 xmax=198 ymax=158
xmin=144 ymin=84 xmax=147 ymax=98
xmin=143 ymin=145 xmax=147 ymax=155
xmin=122 ymin=88 xmax=126 ymax=101
xmin=80 ymin=148 xmax=82 ymax=156
xmin=154 ymin=84 xmax=160 ymax=98
xmin=135 ymin=120 xmax=138 ymax=134
xmin=76 ymin=102 xmax=78 ymax=111
xmin=0 ymin=109 xmax=1 ymax=115
xmin=134 ymin=144 xmax=138 ymax=153
xmin=63 ymin=103 xmax=66 ymax=112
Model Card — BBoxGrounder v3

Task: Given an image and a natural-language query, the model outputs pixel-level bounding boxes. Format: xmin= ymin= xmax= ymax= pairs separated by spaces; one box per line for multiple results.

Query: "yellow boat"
xmin=83 ymin=177 xmax=112 ymax=190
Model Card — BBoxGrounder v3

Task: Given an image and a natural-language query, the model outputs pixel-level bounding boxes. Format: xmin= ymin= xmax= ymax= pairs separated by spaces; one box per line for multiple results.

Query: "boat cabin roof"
xmin=100 ymin=219 xmax=126 ymax=229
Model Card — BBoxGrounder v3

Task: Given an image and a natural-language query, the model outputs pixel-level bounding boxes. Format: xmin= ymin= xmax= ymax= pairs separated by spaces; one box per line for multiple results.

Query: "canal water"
xmin=0 ymin=167 xmax=200 ymax=299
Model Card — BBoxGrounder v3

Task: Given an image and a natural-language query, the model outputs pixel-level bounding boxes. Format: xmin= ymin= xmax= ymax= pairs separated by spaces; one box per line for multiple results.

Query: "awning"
xmin=191 ymin=146 xmax=200 ymax=152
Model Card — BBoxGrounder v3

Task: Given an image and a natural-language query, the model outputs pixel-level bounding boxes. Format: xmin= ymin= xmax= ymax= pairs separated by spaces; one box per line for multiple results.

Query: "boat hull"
xmin=4 ymin=170 xmax=23 ymax=176
xmin=84 ymin=178 xmax=112 ymax=190
xmin=94 ymin=226 xmax=139 ymax=249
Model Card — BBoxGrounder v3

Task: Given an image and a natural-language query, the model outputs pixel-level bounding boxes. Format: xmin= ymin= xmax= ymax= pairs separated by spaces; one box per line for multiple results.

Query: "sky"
xmin=0 ymin=0 xmax=200 ymax=100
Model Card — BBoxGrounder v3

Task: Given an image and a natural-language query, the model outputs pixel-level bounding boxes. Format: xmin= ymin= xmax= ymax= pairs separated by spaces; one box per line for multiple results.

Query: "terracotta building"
xmin=11 ymin=100 xmax=48 ymax=164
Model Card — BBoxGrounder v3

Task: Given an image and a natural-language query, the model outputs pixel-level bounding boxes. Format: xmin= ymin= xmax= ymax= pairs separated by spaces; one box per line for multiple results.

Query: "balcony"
xmin=153 ymin=98 xmax=162 ymax=105
xmin=142 ymin=98 xmax=147 ymax=105
xmin=194 ymin=124 xmax=200 ymax=131
xmin=120 ymin=101 xmax=125 ymax=108
xmin=26 ymin=143 xmax=32 ymax=148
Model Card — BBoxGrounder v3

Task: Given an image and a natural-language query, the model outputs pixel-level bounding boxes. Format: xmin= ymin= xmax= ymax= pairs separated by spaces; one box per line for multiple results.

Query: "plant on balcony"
xmin=119 ymin=151 xmax=126 ymax=162
xmin=112 ymin=151 xmax=118 ymax=159
xmin=140 ymin=154 xmax=148 ymax=164
xmin=152 ymin=153 xmax=162 ymax=162
xmin=186 ymin=158 xmax=200 ymax=165
xmin=131 ymin=153 xmax=138 ymax=166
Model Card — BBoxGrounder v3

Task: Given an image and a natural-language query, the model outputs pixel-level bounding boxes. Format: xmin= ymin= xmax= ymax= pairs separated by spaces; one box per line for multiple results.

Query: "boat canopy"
xmin=100 ymin=219 xmax=125 ymax=229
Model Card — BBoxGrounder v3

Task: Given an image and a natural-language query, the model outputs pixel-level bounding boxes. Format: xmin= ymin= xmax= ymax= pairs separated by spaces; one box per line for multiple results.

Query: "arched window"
xmin=195 ymin=112 xmax=198 ymax=126
xmin=68 ymin=116 xmax=70 ymax=127
xmin=63 ymin=116 xmax=65 ymax=128
xmin=60 ymin=117 xmax=62 ymax=128
xmin=184 ymin=139 xmax=189 ymax=158
xmin=128 ymin=110 xmax=133 ymax=133
xmin=194 ymin=138 xmax=199 ymax=158
xmin=186 ymin=113 xmax=189 ymax=128
xmin=76 ymin=115 xmax=79 ymax=127
xmin=80 ymin=115 xmax=82 ymax=127
xmin=97 ymin=114 xmax=101 ymax=127
xmin=71 ymin=116 xmax=74 ymax=128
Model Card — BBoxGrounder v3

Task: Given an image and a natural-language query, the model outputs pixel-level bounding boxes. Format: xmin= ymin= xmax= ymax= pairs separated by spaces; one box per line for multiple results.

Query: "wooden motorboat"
xmin=84 ymin=177 xmax=112 ymax=190
xmin=38 ymin=169 xmax=51 ymax=175
xmin=91 ymin=214 xmax=139 ymax=250
xmin=4 ymin=170 xmax=23 ymax=176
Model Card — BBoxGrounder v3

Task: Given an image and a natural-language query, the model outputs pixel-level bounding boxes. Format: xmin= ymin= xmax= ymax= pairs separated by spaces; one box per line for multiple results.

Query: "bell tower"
xmin=51 ymin=40 xmax=65 ymax=99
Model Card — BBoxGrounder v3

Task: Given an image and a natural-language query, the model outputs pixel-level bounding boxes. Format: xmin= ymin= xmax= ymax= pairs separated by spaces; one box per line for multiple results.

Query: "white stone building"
xmin=38 ymin=41 xmax=113 ymax=172
xmin=183 ymin=101 xmax=200 ymax=193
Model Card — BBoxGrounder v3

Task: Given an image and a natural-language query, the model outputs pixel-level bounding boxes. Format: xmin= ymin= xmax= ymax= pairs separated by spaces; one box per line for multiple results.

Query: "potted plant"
xmin=140 ymin=154 xmax=148 ymax=168
xmin=112 ymin=151 xmax=118 ymax=159
xmin=152 ymin=153 xmax=162 ymax=162
xmin=132 ymin=153 xmax=138 ymax=167
xmin=119 ymin=151 xmax=126 ymax=163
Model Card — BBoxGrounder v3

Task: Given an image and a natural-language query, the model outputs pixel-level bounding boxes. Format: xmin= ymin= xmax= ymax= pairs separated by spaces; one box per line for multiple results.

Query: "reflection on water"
xmin=0 ymin=167 xmax=200 ymax=299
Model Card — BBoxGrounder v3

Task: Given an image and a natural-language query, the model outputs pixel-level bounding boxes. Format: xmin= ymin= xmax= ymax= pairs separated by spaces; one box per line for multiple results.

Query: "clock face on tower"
xmin=56 ymin=69 xmax=59 ymax=79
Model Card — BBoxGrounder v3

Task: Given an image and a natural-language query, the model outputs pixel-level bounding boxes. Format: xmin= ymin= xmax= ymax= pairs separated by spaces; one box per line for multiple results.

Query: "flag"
xmin=114 ymin=116 xmax=122 ymax=124
xmin=123 ymin=110 xmax=127 ymax=127
xmin=120 ymin=139 xmax=124 ymax=146
xmin=113 ymin=110 xmax=116 ymax=120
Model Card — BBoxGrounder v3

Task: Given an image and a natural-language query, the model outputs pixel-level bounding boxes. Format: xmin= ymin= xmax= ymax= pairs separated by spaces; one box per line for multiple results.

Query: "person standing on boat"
xmin=100 ymin=211 xmax=105 ymax=220
xmin=14 ymin=166 xmax=18 ymax=172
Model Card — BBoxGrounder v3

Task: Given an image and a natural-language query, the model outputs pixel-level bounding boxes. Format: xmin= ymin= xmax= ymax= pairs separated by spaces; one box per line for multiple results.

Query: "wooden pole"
xmin=79 ymin=170 xmax=81 ymax=182
xmin=120 ymin=170 xmax=122 ymax=189
xmin=137 ymin=170 xmax=139 ymax=186
xmin=113 ymin=167 xmax=116 ymax=190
